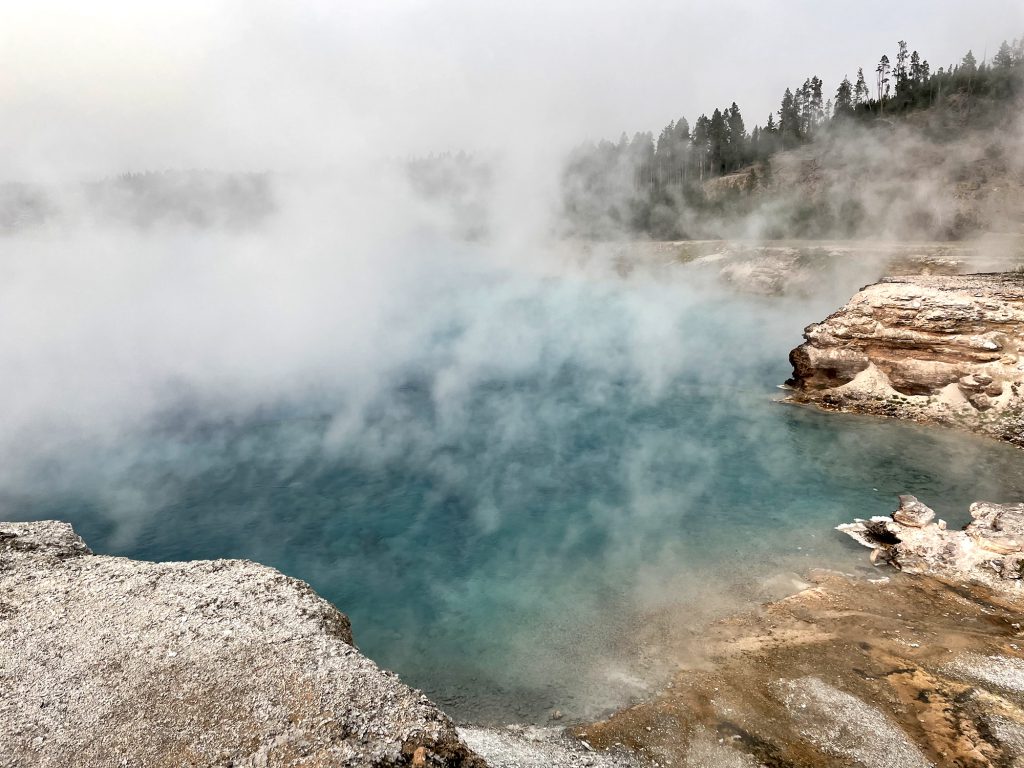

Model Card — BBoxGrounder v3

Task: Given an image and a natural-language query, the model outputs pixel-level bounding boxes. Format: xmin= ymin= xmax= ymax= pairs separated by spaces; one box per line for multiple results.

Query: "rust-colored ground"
xmin=578 ymin=571 xmax=1024 ymax=767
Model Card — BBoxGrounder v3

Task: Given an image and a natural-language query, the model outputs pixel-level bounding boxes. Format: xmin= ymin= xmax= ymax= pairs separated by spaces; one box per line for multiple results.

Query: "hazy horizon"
xmin=3 ymin=0 xmax=1024 ymax=181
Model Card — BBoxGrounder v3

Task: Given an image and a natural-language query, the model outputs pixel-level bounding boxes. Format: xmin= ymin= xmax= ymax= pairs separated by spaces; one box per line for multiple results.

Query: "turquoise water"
xmin=6 ymin=262 xmax=1024 ymax=723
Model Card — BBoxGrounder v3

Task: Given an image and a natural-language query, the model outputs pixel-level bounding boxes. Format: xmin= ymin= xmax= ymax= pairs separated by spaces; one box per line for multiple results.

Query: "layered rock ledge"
xmin=786 ymin=273 xmax=1024 ymax=445
xmin=0 ymin=521 xmax=485 ymax=768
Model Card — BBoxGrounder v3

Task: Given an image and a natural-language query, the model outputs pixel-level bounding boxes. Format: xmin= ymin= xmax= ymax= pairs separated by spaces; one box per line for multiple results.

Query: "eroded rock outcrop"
xmin=786 ymin=273 xmax=1024 ymax=444
xmin=0 ymin=521 xmax=485 ymax=768
xmin=838 ymin=495 xmax=1024 ymax=590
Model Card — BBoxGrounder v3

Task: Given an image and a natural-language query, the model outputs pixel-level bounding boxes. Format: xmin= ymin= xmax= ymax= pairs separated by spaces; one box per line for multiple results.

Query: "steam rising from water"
xmin=5 ymin=199 xmax=1024 ymax=721
xmin=4 ymin=0 xmax=1024 ymax=725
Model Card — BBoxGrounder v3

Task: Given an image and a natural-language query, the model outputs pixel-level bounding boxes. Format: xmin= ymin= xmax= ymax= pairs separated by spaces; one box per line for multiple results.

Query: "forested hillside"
xmin=561 ymin=37 xmax=1024 ymax=240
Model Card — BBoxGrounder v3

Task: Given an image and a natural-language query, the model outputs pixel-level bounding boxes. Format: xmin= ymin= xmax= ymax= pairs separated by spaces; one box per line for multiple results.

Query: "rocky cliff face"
xmin=787 ymin=273 xmax=1024 ymax=445
xmin=0 ymin=521 xmax=485 ymax=768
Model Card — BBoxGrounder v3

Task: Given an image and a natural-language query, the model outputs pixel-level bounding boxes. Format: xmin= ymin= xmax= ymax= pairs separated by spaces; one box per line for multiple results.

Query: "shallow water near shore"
xmin=7 ymin=258 xmax=1024 ymax=724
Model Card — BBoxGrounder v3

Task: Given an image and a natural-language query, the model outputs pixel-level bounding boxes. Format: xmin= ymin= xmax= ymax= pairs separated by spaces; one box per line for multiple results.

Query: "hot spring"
xmin=5 ymin=245 xmax=1024 ymax=723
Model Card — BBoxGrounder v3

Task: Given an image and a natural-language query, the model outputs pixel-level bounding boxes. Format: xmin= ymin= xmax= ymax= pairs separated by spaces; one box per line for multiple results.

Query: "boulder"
xmin=891 ymin=495 xmax=936 ymax=527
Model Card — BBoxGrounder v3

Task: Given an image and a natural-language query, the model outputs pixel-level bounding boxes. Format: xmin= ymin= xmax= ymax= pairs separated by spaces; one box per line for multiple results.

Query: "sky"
xmin=2 ymin=0 xmax=1023 ymax=179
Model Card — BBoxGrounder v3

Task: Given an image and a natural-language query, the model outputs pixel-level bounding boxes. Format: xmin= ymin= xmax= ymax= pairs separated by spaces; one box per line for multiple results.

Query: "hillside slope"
xmin=703 ymin=117 xmax=1024 ymax=240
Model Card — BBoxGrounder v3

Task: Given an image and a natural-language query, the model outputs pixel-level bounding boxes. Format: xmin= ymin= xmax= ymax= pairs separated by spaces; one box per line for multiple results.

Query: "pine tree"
xmin=810 ymin=77 xmax=824 ymax=129
xmin=674 ymin=117 xmax=690 ymax=141
xmin=656 ymin=121 xmax=674 ymax=156
xmin=778 ymin=88 xmax=800 ymax=146
xmin=708 ymin=108 xmax=729 ymax=175
xmin=834 ymin=76 xmax=854 ymax=118
xmin=895 ymin=40 xmax=910 ymax=96
xmin=798 ymin=79 xmax=813 ymax=134
xmin=962 ymin=50 xmax=977 ymax=74
xmin=854 ymin=68 xmax=870 ymax=105
xmin=692 ymin=115 xmax=710 ymax=181
xmin=629 ymin=132 xmax=655 ymax=191
xmin=876 ymin=54 xmax=891 ymax=102
xmin=993 ymin=41 xmax=1014 ymax=69
xmin=726 ymin=102 xmax=747 ymax=171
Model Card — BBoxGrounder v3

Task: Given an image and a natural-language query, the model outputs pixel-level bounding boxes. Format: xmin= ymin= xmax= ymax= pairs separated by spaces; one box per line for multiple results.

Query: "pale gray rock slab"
xmin=459 ymin=726 xmax=644 ymax=768
xmin=776 ymin=676 xmax=931 ymax=768
xmin=984 ymin=713 xmax=1024 ymax=761
xmin=0 ymin=521 xmax=484 ymax=768
xmin=892 ymin=495 xmax=936 ymax=527
xmin=680 ymin=727 xmax=763 ymax=768
xmin=943 ymin=654 xmax=1024 ymax=697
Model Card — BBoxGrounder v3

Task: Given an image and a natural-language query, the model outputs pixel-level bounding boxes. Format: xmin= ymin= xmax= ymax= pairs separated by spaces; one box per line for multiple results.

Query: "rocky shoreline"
xmin=838 ymin=495 xmax=1024 ymax=589
xmin=578 ymin=499 xmax=1024 ymax=766
xmin=0 ymin=520 xmax=649 ymax=768
xmin=579 ymin=563 xmax=1024 ymax=767
xmin=5 ymin=499 xmax=1024 ymax=767
xmin=786 ymin=272 xmax=1024 ymax=446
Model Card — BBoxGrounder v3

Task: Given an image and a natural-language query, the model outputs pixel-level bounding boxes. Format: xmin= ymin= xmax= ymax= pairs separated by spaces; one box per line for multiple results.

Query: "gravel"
xmin=459 ymin=725 xmax=644 ymax=768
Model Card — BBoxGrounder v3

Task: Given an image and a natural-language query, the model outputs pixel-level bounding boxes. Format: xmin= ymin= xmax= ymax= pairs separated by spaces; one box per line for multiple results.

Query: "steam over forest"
xmin=560 ymin=36 xmax=1024 ymax=240
xmin=4 ymin=36 xmax=1024 ymax=243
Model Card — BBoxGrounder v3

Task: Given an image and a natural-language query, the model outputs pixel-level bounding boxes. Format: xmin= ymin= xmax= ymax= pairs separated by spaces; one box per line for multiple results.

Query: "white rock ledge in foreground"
xmin=0 ymin=520 xmax=485 ymax=768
